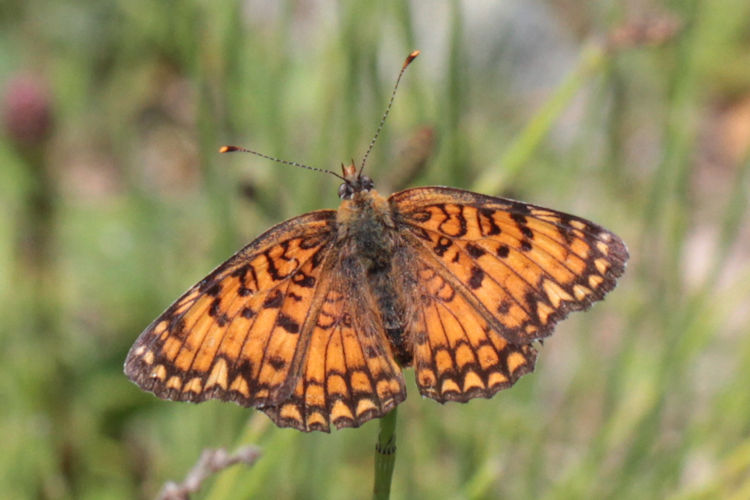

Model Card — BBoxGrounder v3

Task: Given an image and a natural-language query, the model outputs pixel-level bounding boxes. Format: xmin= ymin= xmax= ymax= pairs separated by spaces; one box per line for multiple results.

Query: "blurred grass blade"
xmin=471 ymin=43 xmax=606 ymax=194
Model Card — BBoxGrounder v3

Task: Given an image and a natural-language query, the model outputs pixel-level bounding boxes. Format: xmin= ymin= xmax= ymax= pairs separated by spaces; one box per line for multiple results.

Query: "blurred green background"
xmin=3 ymin=1 xmax=750 ymax=499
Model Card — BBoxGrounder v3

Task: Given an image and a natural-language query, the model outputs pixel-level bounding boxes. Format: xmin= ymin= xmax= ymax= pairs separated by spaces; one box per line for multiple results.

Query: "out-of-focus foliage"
xmin=2 ymin=1 xmax=750 ymax=499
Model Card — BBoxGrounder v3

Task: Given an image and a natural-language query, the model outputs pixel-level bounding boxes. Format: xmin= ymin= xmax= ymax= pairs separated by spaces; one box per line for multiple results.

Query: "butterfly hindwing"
xmin=392 ymin=187 xmax=628 ymax=345
xmin=124 ymin=210 xmax=337 ymax=409
xmin=263 ymin=257 xmax=406 ymax=432
xmin=406 ymin=258 xmax=538 ymax=402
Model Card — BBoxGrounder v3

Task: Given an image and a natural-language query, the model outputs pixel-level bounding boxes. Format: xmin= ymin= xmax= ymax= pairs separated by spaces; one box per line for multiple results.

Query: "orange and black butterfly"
xmin=124 ymin=51 xmax=628 ymax=432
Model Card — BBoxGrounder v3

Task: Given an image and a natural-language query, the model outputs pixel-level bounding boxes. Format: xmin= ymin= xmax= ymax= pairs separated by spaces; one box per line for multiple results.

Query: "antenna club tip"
xmin=403 ymin=50 xmax=421 ymax=68
xmin=219 ymin=145 xmax=237 ymax=153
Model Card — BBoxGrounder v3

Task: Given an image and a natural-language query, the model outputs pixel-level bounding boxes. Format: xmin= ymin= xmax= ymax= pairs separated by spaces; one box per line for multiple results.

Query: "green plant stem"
xmin=372 ymin=408 xmax=398 ymax=500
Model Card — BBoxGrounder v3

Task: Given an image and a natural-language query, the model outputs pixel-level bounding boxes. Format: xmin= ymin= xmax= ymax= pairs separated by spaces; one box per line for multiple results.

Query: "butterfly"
xmin=124 ymin=51 xmax=628 ymax=432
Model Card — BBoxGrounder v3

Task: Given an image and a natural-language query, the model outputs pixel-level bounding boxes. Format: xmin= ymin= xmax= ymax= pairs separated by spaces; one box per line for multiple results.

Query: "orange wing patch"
xmin=262 ymin=278 xmax=406 ymax=432
xmin=408 ymin=259 xmax=537 ymax=402
xmin=392 ymin=187 xmax=628 ymax=344
xmin=124 ymin=210 xmax=336 ymax=411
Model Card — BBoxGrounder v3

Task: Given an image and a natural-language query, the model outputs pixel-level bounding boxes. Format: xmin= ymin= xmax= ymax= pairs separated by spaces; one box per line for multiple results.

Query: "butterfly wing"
xmin=261 ymin=257 xmax=406 ymax=431
xmin=125 ymin=209 xmax=405 ymax=432
xmin=390 ymin=187 xmax=627 ymax=401
xmin=124 ymin=210 xmax=338 ymax=410
xmin=391 ymin=187 xmax=628 ymax=346
xmin=406 ymin=258 xmax=538 ymax=401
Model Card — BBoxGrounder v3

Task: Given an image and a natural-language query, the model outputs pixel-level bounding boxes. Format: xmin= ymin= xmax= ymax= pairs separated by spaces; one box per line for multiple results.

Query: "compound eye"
xmin=360 ymin=175 xmax=374 ymax=191
xmin=338 ymin=183 xmax=354 ymax=199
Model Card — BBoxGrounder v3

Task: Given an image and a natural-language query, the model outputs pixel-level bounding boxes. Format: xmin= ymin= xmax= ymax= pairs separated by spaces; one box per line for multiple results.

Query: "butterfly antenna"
xmin=359 ymin=50 xmax=420 ymax=176
xmin=219 ymin=145 xmax=346 ymax=181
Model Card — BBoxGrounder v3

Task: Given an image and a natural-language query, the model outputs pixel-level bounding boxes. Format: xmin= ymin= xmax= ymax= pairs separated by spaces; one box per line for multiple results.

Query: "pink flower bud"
xmin=2 ymin=74 xmax=53 ymax=145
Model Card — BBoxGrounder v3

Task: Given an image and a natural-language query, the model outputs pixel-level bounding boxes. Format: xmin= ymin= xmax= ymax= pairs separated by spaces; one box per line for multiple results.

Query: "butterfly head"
xmin=338 ymin=162 xmax=374 ymax=200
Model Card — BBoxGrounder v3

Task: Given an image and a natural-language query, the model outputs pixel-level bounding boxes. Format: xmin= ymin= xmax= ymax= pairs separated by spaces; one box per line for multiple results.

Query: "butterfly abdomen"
xmin=367 ymin=262 xmax=413 ymax=366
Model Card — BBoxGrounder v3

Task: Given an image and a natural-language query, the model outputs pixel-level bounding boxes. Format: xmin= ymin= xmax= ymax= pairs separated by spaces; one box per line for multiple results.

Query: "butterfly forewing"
xmin=391 ymin=187 xmax=628 ymax=345
xmin=124 ymin=210 xmax=337 ymax=409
